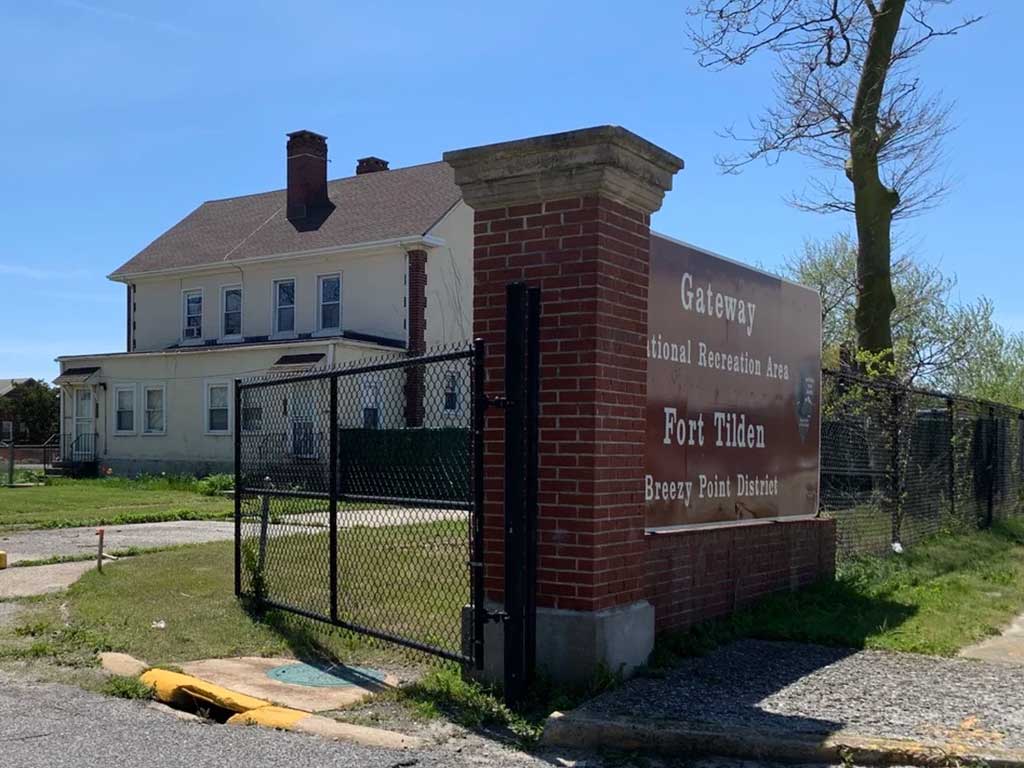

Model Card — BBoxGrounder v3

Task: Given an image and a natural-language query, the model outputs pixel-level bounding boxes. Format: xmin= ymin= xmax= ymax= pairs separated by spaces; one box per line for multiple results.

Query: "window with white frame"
xmin=206 ymin=382 xmax=230 ymax=433
xmin=443 ymin=371 xmax=460 ymax=413
xmin=362 ymin=378 xmax=380 ymax=429
xmin=273 ymin=279 xmax=295 ymax=335
xmin=222 ymin=285 xmax=242 ymax=339
xmin=318 ymin=274 xmax=341 ymax=332
xmin=114 ymin=385 xmax=136 ymax=434
xmin=183 ymin=290 xmax=203 ymax=340
xmin=143 ymin=385 xmax=166 ymax=434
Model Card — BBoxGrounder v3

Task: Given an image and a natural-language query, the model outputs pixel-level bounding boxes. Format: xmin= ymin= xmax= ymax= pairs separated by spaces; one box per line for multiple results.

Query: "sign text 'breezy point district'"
xmin=645 ymin=235 xmax=822 ymax=528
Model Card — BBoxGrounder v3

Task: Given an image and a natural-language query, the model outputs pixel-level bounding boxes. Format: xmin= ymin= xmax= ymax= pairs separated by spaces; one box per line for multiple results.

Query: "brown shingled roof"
xmin=110 ymin=161 xmax=461 ymax=278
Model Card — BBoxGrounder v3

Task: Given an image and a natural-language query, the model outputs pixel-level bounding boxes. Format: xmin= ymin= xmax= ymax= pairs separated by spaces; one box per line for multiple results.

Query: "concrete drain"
xmin=266 ymin=662 xmax=389 ymax=688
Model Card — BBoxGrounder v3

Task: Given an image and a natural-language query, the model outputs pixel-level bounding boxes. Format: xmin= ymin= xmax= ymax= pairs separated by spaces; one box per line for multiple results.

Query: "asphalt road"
xmin=0 ymin=672 xmax=532 ymax=768
xmin=1 ymin=671 xmax=893 ymax=768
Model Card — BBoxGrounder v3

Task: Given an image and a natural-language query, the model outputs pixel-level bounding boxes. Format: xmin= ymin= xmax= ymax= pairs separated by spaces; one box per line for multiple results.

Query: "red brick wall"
xmin=404 ymin=249 xmax=428 ymax=427
xmin=473 ymin=195 xmax=651 ymax=613
xmin=645 ymin=518 xmax=836 ymax=632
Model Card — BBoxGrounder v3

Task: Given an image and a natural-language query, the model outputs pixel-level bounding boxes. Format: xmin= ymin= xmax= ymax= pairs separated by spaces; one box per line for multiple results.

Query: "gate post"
xmin=445 ymin=127 xmax=682 ymax=684
xmin=471 ymin=339 xmax=488 ymax=671
xmin=502 ymin=283 xmax=541 ymax=705
xmin=233 ymin=380 xmax=242 ymax=598
xmin=329 ymin=373 xmax=339 ymax=622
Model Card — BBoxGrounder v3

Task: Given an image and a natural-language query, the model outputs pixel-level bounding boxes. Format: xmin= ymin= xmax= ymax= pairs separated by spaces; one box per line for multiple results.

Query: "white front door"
xmin=73 ymin=388 xmax=94 ymax=460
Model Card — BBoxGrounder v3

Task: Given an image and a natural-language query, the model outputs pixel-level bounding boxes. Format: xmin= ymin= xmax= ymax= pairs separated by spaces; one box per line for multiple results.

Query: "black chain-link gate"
xmin=233 ymin=343 xmax=484 ymax=664
xmin=233 ymin=284 xmax=540 ymax=701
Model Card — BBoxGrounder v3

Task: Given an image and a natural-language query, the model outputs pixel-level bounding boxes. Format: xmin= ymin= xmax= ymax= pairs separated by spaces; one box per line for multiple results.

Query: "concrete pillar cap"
xmin=444 ymin=125 xmax=684 ymax=213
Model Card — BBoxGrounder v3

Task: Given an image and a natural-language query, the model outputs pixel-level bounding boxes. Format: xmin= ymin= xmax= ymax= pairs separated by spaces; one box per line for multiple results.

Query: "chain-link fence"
xmin=821 ymin=369 xmax=1024 ymax=558
xmin=234 ymin=342 xmax=482 ymax=664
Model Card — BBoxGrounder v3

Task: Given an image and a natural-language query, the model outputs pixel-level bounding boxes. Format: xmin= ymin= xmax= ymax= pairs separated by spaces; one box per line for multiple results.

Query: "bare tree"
xmin=687 ymin=1 xmax=980 ymax=357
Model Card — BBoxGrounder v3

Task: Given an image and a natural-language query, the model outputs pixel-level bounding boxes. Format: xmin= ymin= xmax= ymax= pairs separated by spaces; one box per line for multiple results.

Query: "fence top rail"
xmin=238 ymin=341 xmax=475 ymax=390
xmin=822 ymin=368 xmax=1024 ymax=417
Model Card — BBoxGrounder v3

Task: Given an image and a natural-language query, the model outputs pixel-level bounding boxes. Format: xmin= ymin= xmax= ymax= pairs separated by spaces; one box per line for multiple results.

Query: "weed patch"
xmin=654 ymin=519 xmax=1024 ymax=661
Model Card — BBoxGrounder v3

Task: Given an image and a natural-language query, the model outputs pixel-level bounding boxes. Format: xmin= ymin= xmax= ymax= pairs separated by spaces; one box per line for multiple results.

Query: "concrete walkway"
xmin=961 ymin=612 xmax=1024 ymax=665
xmin=545 ymin=639 xmax=1024 ymax=765
xmin=0 ymin=520 xmax=235 ymax=564
xmin=0 ymin=560 xmax=96 ymax=600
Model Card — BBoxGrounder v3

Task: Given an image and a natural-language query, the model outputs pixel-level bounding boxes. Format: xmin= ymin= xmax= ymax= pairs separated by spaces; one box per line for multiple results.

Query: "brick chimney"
xmin=286 ymin=130 xmax=329 ymax=220
xmin=356 ymin=156 xmax=389 ymax=175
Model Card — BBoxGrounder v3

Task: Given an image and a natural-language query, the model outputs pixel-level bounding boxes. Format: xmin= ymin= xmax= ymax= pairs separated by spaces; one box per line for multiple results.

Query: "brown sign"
xmin=645 ymin=234 xmax=821 ymax=528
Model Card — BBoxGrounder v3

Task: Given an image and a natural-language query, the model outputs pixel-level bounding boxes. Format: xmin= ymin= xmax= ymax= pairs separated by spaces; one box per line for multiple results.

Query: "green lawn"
xmin=0 ymin=477 xmax=233 ymax=531
xmin=241 ymin=519 xmax=470 ymax=656
xmin=656 ymin=518 xmax=1024 ymax=661
xmin=3 ymin=517 xmax=470 ymax=668
xmin=1 ymin=540 xmax=360 ymax=669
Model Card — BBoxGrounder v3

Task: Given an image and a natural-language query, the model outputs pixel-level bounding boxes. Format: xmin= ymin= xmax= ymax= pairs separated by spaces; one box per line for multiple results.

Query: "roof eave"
xmin=107 ymin=234 xmax=447 ymax=283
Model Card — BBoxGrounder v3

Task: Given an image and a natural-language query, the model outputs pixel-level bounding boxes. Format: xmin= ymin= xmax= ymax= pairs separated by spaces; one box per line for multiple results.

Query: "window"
xmin=1 ymin=421 xmax=11 ymax=442
xmin=222 ymin=285 xmax=242 ymax=339
xmin=288 ymin=386 xmax=317 ymax=458
xmin=242 ymin=404 xmax=263 ymax=432
xmin=183 ymin=290 xmax=202 ymax=340
xmin=114 ymin=385 xmax=136 ymax=434
xmin=443 ymin=371 xmax=460 ymax=413
xmin=318 ymin=274 xmax=341 ymax=331
xmin=206 ymin=382 xmax=230 ymax=433
xmin=362 ymin=378 xmax=380 ymax=429
xmin=273 ymin=279 xmax=295 ymax=335
xmin=143 ymin=385 xmax=165 ymax=434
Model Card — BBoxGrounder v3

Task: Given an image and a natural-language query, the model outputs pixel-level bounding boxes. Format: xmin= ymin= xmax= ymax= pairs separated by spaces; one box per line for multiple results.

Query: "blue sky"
xmin=1 ymin=0 xmax=1020 ymax=381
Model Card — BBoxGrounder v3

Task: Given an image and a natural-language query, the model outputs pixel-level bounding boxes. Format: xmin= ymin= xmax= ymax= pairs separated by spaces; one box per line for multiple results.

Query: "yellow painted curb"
xmin=141 ymin=667 xmax=423 ymax=749
xmin=140 ymin=669 xmax=272 ymax=713
xmin=227 ymin=705 xmax=310 ymax=729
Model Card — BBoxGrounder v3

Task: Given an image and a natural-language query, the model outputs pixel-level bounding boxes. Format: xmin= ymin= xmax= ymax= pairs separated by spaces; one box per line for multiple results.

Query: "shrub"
xmin=196 ymin=473 xmax=234 ymax=496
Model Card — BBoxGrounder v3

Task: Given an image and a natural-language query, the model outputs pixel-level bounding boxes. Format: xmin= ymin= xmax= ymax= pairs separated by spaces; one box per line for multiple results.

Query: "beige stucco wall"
xmin=130 ymin=248 xmax=408 ymax=352
xmin=58 ymin=340 xmax=402 ymax=474
xmin=424 ymin=201 xmax=474 ymax=347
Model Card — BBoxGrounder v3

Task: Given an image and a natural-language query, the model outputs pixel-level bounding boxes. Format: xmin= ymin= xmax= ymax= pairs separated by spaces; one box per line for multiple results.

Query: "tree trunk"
xmin=848 ymin=0 xmax=906 ymax=361
xmin=852 ymin=171 xmax=897 ymax=355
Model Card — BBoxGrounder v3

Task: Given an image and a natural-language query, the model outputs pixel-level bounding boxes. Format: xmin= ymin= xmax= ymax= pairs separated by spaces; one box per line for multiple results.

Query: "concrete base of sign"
xmin=463 ymin=600 xmax=655 ymax=686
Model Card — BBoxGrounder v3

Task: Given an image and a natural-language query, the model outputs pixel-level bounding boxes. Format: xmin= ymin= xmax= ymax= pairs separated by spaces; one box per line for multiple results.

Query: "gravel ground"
xmin=0 ymin=521 xmax=236 ymax=563
xmin=580 ymin=639 xmax=1024 ymax=751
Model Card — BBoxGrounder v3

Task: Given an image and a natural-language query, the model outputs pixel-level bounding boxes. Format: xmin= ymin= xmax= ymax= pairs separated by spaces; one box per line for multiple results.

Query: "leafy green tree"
xmin=0 ymin=380 xmax=59 ymax=443
xmin=946 ymin=322 xmax=1024 ymax=408
xmin=786 ymin=233 xmax=995 ymax=389
xmin=687 ymin=1 xmax=980 ymax=360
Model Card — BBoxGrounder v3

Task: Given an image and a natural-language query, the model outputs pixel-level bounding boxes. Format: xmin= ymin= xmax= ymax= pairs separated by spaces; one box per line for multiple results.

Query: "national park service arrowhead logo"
xmin=795 ymin=370 xmax=816 ymax=442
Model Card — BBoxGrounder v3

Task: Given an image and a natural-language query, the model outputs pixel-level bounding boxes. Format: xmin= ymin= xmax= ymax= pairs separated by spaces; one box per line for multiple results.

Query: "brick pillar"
xmin=405 ymin=249 xmax=427 ymax=427
xmin=445 ymin=126 xmax=683 ymax=682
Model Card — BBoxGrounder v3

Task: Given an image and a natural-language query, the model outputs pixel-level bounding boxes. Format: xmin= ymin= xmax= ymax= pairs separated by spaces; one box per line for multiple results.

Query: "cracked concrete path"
xmin=961 ymin=612 xmax=1024 ymax=665
xmin=0 ymin=521 xmax=235 ymax=564
xmin=0 ymin=560 xmax=96 ymax=599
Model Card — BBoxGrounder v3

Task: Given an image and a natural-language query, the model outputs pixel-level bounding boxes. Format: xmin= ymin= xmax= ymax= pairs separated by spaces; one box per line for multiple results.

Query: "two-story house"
xmin=55 ymin=131 xmax=473 ymax=475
